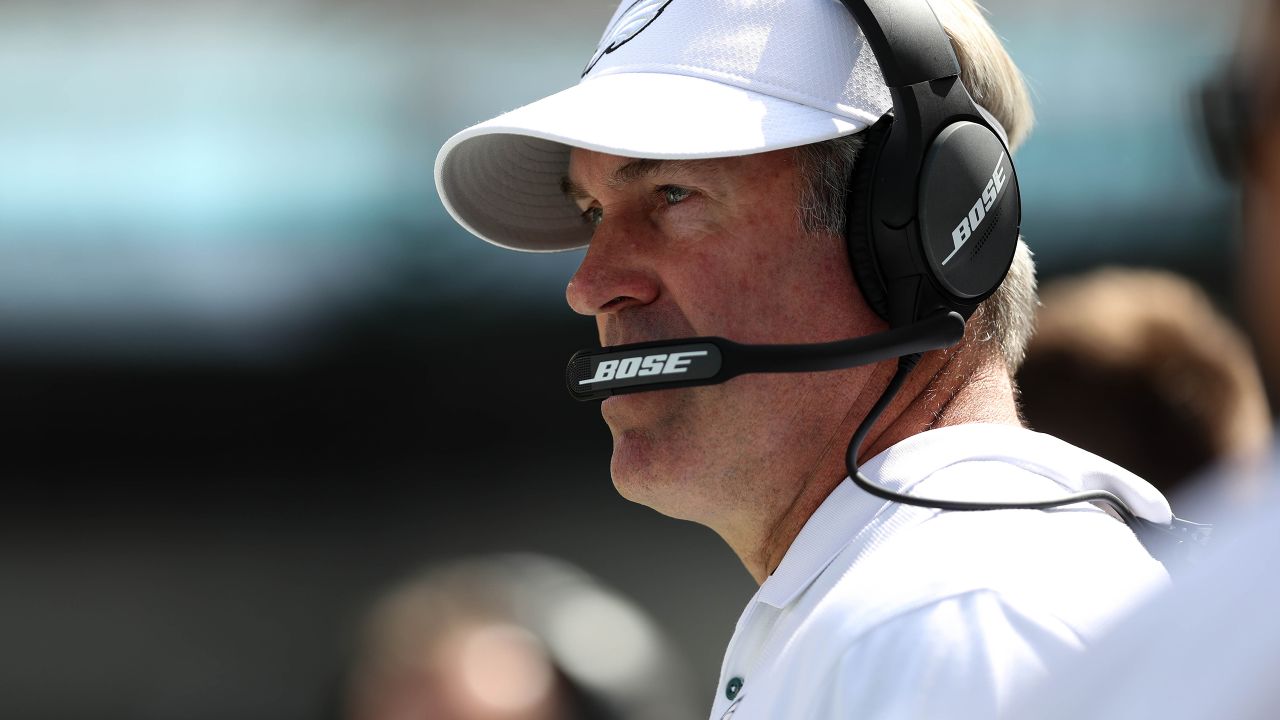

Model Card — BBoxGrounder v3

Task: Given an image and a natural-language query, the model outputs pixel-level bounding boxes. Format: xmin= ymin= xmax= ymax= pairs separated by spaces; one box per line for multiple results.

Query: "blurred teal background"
xmin=0 ymin=1 xmax=1251 ymax=718
xmin=0 ymin=0 xmax=1244 ymax=361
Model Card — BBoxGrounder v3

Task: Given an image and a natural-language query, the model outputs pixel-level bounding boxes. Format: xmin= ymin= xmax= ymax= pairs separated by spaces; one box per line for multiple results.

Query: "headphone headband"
xmin=839 ymin=0 xmax=960 ymax=87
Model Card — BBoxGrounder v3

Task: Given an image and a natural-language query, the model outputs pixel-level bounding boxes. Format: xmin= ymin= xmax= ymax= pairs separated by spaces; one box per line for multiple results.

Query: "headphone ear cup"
xmin=845 ymin=115 xmax=895 ymax=320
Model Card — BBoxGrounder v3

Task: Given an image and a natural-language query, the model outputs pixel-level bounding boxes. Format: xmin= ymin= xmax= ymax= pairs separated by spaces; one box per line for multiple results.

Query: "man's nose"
xmin=565 ymin=217 xmax=660 ymax=316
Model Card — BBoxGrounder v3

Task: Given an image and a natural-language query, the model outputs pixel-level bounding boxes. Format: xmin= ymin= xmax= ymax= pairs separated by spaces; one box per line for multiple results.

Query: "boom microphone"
xmin=565 ymin=311 xmax=966 ymax=401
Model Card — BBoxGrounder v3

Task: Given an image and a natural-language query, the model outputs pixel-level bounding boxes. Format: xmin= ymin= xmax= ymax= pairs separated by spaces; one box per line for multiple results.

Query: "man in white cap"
xmin=435 ymin=1 xmax=1176 ymax=717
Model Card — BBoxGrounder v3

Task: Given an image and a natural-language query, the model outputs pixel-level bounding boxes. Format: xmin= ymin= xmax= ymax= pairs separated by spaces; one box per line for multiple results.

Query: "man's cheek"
xmin=660 ymin=212 xmax=726 ymax=246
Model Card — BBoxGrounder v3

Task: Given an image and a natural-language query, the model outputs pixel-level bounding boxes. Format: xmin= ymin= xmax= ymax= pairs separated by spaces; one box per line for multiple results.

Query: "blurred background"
xmin=0 ymin=0 xmax=1261 ymax=718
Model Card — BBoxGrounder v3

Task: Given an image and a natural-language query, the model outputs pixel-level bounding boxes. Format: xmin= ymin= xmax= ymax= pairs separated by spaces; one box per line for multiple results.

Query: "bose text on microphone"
xmin=566 ymin=311 xmax=966 ymax=401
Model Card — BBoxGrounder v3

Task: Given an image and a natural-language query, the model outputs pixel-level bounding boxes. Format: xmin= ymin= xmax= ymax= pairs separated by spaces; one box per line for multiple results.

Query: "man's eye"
xmin=661 ymin=185 xmax=694 ymax=205
xmin=582 ymin=206 xmax=603 ymax=228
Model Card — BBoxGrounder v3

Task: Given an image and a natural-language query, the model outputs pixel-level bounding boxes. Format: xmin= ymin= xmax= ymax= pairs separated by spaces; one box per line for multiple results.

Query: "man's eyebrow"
xmin=608 ymin=158 xmax=709 ymax=188
xmin=560 ymin=176 xmax=592 ymax=202
xmin=560 ymin=158 xmax=716 ymax=201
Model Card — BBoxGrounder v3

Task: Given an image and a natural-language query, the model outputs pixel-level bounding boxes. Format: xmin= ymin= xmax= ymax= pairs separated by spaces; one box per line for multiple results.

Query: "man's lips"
xmin=602 ymin=325 xmax=700 ymax=348
xmin=600 ymin=311 xmax=694 ymax=348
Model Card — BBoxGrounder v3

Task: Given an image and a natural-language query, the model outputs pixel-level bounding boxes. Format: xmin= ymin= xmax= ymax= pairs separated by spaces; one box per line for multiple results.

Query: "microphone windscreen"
xmin=565 ymin=341 xmax=724 ymax=401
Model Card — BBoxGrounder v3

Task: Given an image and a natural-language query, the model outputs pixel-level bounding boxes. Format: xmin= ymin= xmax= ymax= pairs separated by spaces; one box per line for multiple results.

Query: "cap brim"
xmin=435 ymin=72 xmax=874 ymax=252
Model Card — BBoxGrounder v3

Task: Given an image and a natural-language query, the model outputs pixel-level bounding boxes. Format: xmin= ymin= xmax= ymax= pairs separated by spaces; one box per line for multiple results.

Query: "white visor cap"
xmin=434 ymin=0 xmax=893 ymax=252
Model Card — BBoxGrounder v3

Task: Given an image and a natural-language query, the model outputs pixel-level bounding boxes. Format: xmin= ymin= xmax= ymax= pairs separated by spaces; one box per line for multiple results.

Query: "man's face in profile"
xmin=561 ymin=147 xmax=886 ymax=529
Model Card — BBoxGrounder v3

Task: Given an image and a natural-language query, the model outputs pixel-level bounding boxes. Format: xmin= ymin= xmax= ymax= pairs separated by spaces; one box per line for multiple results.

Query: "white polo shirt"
xmin=707 ymin=423 xmax=1171 ymax=720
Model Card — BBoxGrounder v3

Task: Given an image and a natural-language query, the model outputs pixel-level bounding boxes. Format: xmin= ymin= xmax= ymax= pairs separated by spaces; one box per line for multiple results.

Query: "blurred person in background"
xmin=1002 ymin=1 xmax=1280 ymax=717
xmin=1018 ymin=267 xmax=1271 ymax=504
xmin=432 ymin=0 xmax=1194 ymax=717
xmin=342 ymin=553 xmax=697 ymax=720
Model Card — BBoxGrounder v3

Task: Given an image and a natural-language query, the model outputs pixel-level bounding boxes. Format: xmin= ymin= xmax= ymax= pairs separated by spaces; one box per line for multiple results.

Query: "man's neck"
xmin=743 ymin=347 xmax=1021 ymax=585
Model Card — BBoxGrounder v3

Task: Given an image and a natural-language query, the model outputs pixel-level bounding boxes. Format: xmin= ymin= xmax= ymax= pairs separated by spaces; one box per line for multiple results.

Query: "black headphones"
xmin=840 ymin=0 xmax=1021 ymax=331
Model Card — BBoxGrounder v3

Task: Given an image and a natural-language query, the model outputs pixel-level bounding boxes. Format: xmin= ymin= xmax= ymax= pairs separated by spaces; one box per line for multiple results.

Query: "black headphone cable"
xmin=844 ymin=351 xmax=1213 ymax=566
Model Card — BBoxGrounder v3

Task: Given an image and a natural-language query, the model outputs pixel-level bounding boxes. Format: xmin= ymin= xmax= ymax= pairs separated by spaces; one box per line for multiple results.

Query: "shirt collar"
xmin=754 ymin=423 xmax=1171 ymax=609
xmin=753 ymin=430 xmax=927 ymax=609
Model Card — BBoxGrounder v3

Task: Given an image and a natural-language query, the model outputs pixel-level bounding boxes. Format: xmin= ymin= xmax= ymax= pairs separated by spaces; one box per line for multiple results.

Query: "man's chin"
xmin=607 ymin=429 xmax=702 ymax=522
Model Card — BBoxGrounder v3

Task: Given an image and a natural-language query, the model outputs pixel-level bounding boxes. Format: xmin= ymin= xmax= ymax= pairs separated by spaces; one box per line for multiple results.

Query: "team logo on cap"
xmin=582 ymin=0 xmax=674 ymax=76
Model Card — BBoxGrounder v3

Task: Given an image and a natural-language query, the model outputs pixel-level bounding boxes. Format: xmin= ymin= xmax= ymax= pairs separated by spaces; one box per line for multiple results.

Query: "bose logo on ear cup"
xmin=943 ymin=156 xmax=1008 ymax=266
